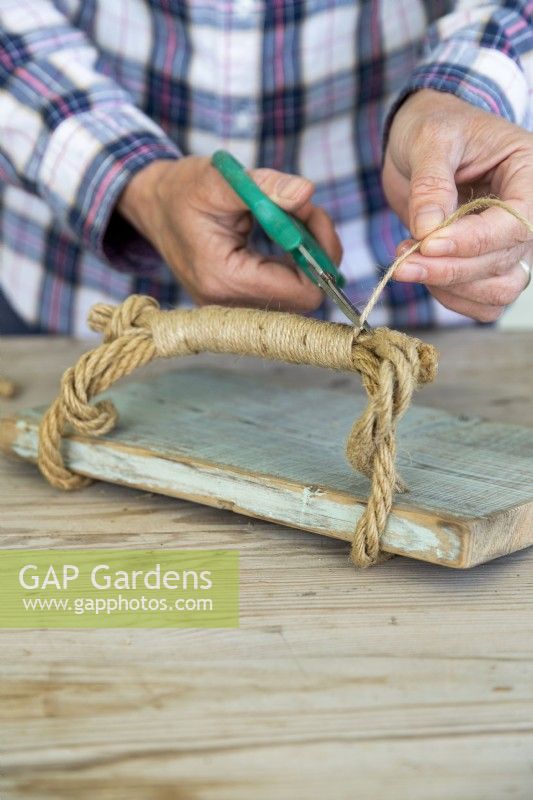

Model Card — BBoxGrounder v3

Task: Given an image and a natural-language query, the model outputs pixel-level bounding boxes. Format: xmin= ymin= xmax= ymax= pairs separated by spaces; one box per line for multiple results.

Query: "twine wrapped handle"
xmin=38 ymin=296 xmax=437 ymax=568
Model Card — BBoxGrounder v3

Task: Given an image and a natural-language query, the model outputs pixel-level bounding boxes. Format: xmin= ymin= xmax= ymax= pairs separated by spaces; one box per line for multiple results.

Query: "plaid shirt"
xmin=0 ymin=1 xmax=532 ymax=335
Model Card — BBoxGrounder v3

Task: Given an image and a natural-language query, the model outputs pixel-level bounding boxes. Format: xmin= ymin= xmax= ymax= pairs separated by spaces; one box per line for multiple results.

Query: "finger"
xmin=428 ymin=286 xmax=504 ymax=324
xmin=231 ymin=251 xmax=324 ymax=312
xmin=202 ymin=161 xmax=342 ymax=265
xmin=429 ymin=263 xmax=528 ymax=307
xmin=251 ymin=168 xmax=315 ymax=212
xmin=195 ymin=245 xmax=324 ymax=313
xmin=393 ymin=242 xmax=528 ymax=286
xmin=408 ymin=130 xmax=460 ymax=240
xmin=201 ymin=161 xmax=315 ymax=216
xmin=419 ymin=197 xmax=533 ymax=259
xmin=396 ymin=238 xmax=416 ymax=258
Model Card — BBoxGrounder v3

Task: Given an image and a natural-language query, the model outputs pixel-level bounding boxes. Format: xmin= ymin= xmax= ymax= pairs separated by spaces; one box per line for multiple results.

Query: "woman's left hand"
xmin=383 ymin=89 xmax=533 ymax=322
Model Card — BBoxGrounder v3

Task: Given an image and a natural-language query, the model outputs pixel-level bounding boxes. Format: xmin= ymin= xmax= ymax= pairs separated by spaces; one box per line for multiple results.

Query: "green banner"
xmin=0 ymin=549 xmax=239 ymax=628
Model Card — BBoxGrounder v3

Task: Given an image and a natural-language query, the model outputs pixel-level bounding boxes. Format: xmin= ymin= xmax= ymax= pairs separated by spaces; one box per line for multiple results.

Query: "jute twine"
xmin=35 ymin=198 xmax=533 ymax=567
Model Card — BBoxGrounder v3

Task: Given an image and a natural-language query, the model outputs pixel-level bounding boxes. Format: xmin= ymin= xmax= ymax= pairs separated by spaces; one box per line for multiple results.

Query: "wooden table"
xmin=1 ymin=330 xmax=532 ymax=800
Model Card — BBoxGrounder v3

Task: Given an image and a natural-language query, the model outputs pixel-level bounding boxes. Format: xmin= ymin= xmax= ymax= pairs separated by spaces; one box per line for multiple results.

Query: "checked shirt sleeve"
xmin=0 ymin=0 xmax=181 ymax=265
xmin=388 ymin=1 xmax=533 ymax=130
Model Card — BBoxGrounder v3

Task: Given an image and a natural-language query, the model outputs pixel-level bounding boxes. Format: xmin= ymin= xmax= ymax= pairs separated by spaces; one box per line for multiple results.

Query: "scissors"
xmin=211 ymin=150 xmax=370 ymax=331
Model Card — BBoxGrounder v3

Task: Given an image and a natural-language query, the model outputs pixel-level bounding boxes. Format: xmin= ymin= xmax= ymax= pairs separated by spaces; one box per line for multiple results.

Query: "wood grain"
xmin=1 ymin=331 xmax=533 ymax=799
xmin=2 ymin=366 xmax=533 ymax=568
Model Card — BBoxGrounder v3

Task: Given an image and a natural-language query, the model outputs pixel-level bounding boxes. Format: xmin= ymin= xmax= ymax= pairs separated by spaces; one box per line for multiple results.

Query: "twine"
xmin=35 ymin=198 xmax=533 ymax=567
xmin=360 ymin=197 xmax=533 ymax=326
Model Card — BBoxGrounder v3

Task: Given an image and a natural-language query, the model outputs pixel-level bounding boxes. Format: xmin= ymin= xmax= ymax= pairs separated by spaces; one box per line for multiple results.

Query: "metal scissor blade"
xmin=298 ymin=246 xmax=371 ymax=331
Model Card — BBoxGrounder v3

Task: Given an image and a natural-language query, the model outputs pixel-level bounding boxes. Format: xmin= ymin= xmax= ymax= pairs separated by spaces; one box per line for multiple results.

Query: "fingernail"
xmin=395 ymin=262 xmax=427 ymax=282
xmin=276 ymin=176 xmax=304 ymax=199
xmin=414 ymin=206 xmax=445 ymax=237
xmin=423 ymin=237 xmax=456 ymax=257
xmin=396 ymin=240 xmax=414 ymax=257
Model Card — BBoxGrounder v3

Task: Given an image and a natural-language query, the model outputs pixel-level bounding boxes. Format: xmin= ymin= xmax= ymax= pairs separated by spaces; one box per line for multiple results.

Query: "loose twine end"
xmin=34 ymin=198 xmax=532 ymax=568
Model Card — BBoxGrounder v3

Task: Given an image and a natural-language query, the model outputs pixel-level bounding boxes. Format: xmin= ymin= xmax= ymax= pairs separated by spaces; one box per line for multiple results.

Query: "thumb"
xmin=408 ymin=143 xmax=458 ymax=240
xmin=250 ymin=167 xmax=315 ymax=211
xmin=204 ymin=161 xmax=315 ymax=215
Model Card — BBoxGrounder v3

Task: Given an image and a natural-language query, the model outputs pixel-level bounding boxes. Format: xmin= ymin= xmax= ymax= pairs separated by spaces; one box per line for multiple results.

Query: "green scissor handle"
xmin=211 ymin=150 xmax=346 ymax=289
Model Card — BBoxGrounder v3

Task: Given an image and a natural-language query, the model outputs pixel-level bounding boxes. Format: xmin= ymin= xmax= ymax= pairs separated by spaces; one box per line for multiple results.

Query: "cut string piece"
xmin=35 ymin=198 xmax=533 ymax=568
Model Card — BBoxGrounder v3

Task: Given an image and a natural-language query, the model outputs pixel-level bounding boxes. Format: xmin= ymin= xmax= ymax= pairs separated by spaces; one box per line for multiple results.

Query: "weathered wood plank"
xmin=2 ymin=366 xmax=533 ymax=568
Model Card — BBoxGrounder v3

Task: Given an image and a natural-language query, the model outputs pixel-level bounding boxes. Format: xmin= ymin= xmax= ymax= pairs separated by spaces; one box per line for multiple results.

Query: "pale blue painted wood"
xmin=7 ymin=366 xmax=533 ymax=567
xmin=21 ymin=367 xmax=533 ymax=516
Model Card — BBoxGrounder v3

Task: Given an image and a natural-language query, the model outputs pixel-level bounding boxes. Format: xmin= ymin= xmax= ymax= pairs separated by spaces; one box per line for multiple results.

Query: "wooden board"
xmin=1 ymin=366 xmax=533 ymax=568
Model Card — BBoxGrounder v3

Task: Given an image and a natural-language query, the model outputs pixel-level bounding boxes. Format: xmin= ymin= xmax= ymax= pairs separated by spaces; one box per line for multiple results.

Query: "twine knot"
xmin=89 ymin=294 xmax=159 ymax=341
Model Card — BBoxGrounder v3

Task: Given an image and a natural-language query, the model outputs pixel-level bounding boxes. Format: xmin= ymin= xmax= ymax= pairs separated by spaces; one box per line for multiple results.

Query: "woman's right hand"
xmin=117 ymin=155 xmax=342 ymax=311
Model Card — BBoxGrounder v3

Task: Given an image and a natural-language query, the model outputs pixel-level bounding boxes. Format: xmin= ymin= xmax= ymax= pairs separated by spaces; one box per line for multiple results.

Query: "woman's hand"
xmin=383 ymin=89 xmax=533 ymax=322
xmin=117 ymin=155 xmax=342 ymax=312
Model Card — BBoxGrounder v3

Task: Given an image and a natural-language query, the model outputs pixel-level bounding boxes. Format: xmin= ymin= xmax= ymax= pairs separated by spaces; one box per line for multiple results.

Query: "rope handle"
xmin=37 ymin=298 xmax=437 ymax=568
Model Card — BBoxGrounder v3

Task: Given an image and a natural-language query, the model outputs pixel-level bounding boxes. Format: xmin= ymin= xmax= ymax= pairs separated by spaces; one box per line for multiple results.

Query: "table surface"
xmin=1 ymin=329 xmax=532 ymax=800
